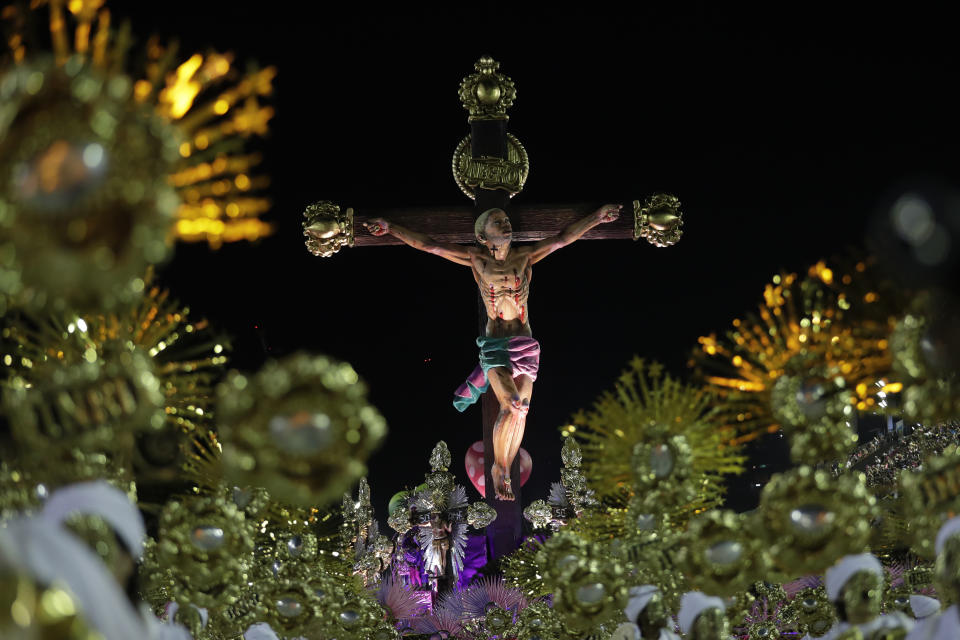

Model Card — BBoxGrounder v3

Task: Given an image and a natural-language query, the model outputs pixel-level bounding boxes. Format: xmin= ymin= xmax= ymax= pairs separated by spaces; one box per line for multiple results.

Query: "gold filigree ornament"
xmin=758 ymin=466 xmax=876 ymax=576
xmin=2 ymin=277 xmax=229 ymax=496
xmin=302 ymin=200 xmax=354 ymax=258
xmin=523 ymin=499 xmax=553 ymax=530
xmin=467 ymin=501 xmax=497 ymax=529
xmin=3 ymin=1 xmax=277 ymax=249
xmin=632 ymin=434 xmax=695 ymax=509
xmin=633 ymin=194 xmax=683 ymax=247
xmin=503 ymin=540 xmax=548 ymax=599
xmin=787 ymin=586 xmax=836 ymax=639
xmin=451 ymin=132 xmax=529 ymax=199
xmin=678 ymin=510 xmax=770 ymax=597
xmin=216 ymin=352 xmax=387 ymax=509
xmin=2 ymin=345 xmax=164 ymax=460
xmin=0 ymin=58 xmax=178 ymax=313
xmin=237 ymin=573 xmax=326 ymax=639
xmin=458 ymin=56 xmax=516 ymax=122
xmin=536 ymin=532 xmax=628 ymax=634
xmin=899 ymin=445 xmax=960 ymax=559
xmin=142 ymin=493 xmax=255 ymax=610
xmin=289 ymin=569 xmax=385 ymax=640
xmin=890 ymin=297 xmax=960 ymax=422
xmin=509 ymin=601 xmax=564 ymax=640
xmin=769 ymin=361 xmax=859 ymax=465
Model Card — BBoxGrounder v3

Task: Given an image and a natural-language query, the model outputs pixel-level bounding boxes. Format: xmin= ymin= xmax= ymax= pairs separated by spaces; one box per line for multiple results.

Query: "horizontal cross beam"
xmin=352 ymin=203 xmax=636 ymax=247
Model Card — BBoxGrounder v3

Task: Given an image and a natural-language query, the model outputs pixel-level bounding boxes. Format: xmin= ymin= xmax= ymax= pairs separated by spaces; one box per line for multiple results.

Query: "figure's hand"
xmin=596 ymin=204 xmax=622 ymax=223
xmin=364 ymin=218 xmax=390 ymax=236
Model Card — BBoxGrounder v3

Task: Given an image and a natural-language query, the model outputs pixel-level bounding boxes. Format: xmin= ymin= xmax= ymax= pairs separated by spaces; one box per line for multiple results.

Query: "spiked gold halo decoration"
xmin=563 ymin=357 xmax=745 ymax=536
xmin=0 ymin=58 xmax=178 ymax=313
xmin=216 ymin=352 xmax=387 ymax=509
xmin=2 ymin=0 xmax=276 ymax=251
xmin=694 ymin=260 xmax=899 ymax=456
xmin=1 ymin=277 xmax=228 ymax=497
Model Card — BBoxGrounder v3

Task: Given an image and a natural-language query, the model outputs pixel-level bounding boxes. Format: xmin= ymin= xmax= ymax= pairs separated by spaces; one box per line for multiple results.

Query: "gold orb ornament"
xmin=633 ymin=194 xmax=683 ymax=247
xmin=216 ymin=352 xmax=387 ymax=508
xmin=142 ymin=493 xmax=256 ymax=610
xmin=0 ymin=59 xmax=178 ymax=313
xmin=458 ymin=56 xmax=516 ymax=121
xmin=302 ymin=201 xmax=354 ymax=258
xmin=678 ymin=510 xmax=770 ymax=597
xmin=758 ymin=466 xmax=876 ymax=575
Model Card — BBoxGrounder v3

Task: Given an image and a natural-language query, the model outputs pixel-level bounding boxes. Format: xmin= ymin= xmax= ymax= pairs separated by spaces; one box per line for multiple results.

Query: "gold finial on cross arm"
xmin=302 ymin=200 xmax=354 ymax=258
xmin=633 ymin=194 xmax=684 ymax=247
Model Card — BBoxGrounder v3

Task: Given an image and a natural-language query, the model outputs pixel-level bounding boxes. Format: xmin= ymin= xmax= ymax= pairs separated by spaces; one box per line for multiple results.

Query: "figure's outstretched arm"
xmin=363 ymin=218 xmax=473 ymax=266
xmin=528 ymin=204 xmax=621 ymax=264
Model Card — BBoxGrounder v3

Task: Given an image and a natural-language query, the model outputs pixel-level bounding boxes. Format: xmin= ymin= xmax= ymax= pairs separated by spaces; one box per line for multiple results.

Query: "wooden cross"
xmin=304 ymin=57 xmax=682 ymax=564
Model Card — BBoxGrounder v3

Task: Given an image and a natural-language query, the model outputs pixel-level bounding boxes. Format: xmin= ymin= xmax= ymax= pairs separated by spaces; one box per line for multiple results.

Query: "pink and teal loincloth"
xmin=453 ymin=336 xmax=540 ymax=412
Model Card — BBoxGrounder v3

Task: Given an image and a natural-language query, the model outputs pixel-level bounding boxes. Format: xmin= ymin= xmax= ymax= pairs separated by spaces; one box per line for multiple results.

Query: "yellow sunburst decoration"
xmin=3 ymin=0 xmax=275 ymax=249
xmin=561 ymin=357 xmax=745 ymax=537
xmin=693 ymin=259 xmax=900 ymax=463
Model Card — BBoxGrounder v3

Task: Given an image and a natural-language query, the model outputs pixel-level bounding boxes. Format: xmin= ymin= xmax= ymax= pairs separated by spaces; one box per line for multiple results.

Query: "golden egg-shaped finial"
xmin=475 ymin=77 xmax=502 ymax=104
xmin=633 ymin=194 xmax=684 ymax=247
xmin=302 ymin=201 xmax=354 ymax=257
xmin=459 ymin=56 xmax=516 ymax=121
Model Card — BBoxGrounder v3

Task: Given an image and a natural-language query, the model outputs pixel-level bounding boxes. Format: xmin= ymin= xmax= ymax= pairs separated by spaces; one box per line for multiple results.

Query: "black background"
xmin=108 ymin=3 xmax=958 ymax=519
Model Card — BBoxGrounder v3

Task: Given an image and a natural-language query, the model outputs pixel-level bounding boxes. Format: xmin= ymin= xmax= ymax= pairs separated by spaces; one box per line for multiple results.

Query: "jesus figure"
xmin=364 ymin=204 xmax=621 ymax=500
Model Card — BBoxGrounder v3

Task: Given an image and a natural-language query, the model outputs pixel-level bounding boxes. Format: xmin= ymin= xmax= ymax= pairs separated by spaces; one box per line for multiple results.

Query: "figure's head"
xmin=474 ymin=208 xmax=512 ymax=246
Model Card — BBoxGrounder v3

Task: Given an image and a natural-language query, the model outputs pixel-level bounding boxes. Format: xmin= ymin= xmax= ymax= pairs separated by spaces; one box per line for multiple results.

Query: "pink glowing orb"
xmin=464 ymin=440 xmax=532 ymax=497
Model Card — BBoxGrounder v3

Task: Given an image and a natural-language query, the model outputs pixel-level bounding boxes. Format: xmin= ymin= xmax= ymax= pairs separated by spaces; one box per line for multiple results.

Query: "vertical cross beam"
xmin=463 ymin=59 xmax=524 ymax=565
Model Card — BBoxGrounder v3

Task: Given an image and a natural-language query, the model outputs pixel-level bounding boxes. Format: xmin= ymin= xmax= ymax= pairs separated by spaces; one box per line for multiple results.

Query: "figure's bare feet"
xmin=491 ymin=464 xmax=515 ymax=501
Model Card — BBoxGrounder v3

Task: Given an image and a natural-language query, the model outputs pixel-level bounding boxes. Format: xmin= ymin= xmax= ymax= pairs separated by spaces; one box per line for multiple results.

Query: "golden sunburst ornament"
xmin=693 ymin=259 xmax=899 ymax=462
xmin=563 ymin=357 xmax=745 ymax=530
xmin=2 ymin=0 xmax=275 ymax=250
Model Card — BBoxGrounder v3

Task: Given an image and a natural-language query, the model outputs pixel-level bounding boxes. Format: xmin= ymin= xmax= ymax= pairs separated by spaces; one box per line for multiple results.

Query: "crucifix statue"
xmin=363 ymin=204 xmax=621 ymax=500
xmin=303 ymin=56 xmax=682 ymax=561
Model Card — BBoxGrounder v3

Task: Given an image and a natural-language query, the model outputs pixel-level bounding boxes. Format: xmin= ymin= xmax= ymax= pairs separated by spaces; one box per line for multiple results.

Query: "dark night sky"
xmin=112 ymin=3 xmax=959 ymax=518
